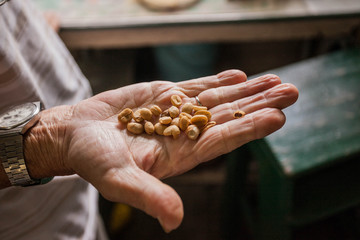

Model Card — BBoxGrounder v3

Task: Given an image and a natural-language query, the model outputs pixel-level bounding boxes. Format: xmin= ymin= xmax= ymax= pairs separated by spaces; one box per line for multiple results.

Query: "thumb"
xmin=99 ymin=167 xmax=184 ymax=233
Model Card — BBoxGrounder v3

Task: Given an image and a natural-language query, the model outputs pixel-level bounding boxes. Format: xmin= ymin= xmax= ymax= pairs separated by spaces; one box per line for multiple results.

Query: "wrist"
xmin=23 ymin=105 xmax=75 ymax=179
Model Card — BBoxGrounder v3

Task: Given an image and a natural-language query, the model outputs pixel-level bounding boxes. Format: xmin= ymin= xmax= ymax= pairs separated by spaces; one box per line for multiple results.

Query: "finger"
xmin=196 ymin=74 xmax=282 ymax=108
xmin=177 ymin=69 xmax=247 ymax=97
xmin=98 ymin=167 xmax=184 ymax=233
xmin=210 ymin=83 xmax=298 ymax=124
xmin=92 ymin=82 xmax=156 ymax=112
xmin=191 ymin=108 xmax=286 ymax=164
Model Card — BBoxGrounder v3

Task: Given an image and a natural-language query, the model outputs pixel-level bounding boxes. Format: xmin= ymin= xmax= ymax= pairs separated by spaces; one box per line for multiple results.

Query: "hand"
xmin=25 ymin=70 xmax=298 ymax=232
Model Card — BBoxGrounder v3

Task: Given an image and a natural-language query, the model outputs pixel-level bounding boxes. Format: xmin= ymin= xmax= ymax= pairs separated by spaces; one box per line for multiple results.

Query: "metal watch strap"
xmin=0 ymin=125 xmax=53 ymax=187
xmin=0 ymin=131 xmax=38 ymax=186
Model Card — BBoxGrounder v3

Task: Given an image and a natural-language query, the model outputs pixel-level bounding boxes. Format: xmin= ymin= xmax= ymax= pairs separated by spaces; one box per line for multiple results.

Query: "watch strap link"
xmin=0 ymin=134 xmax=53 ymax=186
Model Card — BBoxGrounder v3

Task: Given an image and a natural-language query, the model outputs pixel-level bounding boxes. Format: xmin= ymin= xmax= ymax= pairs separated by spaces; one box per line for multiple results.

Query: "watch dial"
xmin=0 ymin=103 xmax=37 ymax=129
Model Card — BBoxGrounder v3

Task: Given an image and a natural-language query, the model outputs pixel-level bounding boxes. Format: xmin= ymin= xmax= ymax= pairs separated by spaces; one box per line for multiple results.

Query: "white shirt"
xmin=0 ymin=1 xmax=99 ymax=239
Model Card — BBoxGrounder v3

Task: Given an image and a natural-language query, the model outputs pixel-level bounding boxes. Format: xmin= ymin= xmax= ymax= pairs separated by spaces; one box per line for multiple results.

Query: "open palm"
xmin=63 ymin=70 xmax=298 ymax=232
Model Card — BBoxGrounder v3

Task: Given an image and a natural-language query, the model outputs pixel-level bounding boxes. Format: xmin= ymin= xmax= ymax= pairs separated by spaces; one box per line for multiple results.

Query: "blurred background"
xmin=34 ymin=0 xmax=360 ymax=239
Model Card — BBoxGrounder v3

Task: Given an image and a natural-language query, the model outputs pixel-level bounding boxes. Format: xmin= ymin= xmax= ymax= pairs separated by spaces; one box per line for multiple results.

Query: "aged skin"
xmin=10 ymin=70 xmax=298 ymax=233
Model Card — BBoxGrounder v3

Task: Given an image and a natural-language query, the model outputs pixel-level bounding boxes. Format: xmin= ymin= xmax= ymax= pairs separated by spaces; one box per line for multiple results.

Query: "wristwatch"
xmin=0 ymin=102 xmax=53 ymax=187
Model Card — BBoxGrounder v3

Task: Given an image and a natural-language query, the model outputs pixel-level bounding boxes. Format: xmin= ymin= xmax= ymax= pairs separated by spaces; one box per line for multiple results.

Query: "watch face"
xmin=0 ymin=103 xmax=39 ymax=129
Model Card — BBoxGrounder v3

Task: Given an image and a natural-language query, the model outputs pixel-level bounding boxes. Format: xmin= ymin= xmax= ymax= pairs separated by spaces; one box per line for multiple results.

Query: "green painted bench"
xmin=224 ymin=48 xmax=360 ymax=240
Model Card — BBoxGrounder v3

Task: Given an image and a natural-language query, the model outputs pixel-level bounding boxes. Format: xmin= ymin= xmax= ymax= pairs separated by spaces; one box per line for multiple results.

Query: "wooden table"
xmin=33 ymin=0 xmax=360 ymax=49
xmin=238 ymin=48 xmax=360 ymax=240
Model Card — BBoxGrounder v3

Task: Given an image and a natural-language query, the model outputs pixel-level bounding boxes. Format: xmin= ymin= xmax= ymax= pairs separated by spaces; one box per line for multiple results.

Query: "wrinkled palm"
xmin=64 ymin=70 xmax=298 ymax=232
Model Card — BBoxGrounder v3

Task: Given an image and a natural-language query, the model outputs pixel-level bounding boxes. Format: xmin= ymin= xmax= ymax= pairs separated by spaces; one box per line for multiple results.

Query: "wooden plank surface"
xmin=33 ymin=0 xmax=360 ymax=48
xmin=257 ymin=48 xmax=360 ymax=177
xmin=33 ymin=0 xmax=360 ymax=29
xmin=59 ymin=17 xmax=360 ymax=49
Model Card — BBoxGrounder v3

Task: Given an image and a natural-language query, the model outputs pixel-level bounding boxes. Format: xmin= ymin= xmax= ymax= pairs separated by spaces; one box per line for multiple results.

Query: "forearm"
xmin=0 ymin=105 xmax=75 ymax=189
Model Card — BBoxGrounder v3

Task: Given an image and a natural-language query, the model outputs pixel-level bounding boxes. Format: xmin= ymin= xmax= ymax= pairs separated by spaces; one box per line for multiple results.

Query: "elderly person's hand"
xmin=22 ymin=70 xmax=298 ymax=232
